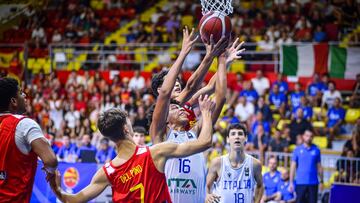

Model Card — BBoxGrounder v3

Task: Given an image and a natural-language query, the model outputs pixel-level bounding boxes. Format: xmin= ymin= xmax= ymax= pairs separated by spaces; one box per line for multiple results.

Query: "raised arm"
xmin=50 ymin=168 xmax=109 ymax=203
xmin=150 ymin=95 xmax=215 ymax=172
xmin=193 ymin=38 xmax=245 ymax=133
xmin=253 ymin=158 xmax=264 ymax=203
xmin=176 ymin=35 xmax=228 ymax=105
xmin=187 ymin=72 xmax=217 ymax=106
xmin=150 ymin=27 xmax=198 ymax=144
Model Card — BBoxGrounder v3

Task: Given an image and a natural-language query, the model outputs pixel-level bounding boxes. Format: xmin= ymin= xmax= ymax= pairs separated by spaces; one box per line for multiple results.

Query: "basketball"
xmin=199 ymin=11 xmax=232 ymax=44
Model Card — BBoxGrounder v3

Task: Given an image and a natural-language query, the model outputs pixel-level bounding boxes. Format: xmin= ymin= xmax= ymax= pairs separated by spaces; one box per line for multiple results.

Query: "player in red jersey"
xmin=49 ymin=28 xmax=216 ymax=203
xmin=0 ymin=77 xmax=58 ymax=203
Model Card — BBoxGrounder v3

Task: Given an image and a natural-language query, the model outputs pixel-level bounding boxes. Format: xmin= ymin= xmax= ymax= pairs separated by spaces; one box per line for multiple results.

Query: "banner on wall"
xmin=30 ymin=161 xmax=98 ymax=203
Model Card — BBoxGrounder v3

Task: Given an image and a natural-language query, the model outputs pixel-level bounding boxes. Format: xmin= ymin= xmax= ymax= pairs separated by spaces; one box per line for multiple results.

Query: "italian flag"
xmin=281 ymin=44 xmax=360 ymax=79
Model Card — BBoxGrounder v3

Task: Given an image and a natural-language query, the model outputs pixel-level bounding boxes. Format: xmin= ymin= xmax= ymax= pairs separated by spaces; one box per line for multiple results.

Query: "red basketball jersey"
xmin=183 ymin=102 xmax=196 ymax=131
xmin=0 ymin=114 xmax=38 ymax=203
xmin=103 ymin=146 xmax=172 ymax=203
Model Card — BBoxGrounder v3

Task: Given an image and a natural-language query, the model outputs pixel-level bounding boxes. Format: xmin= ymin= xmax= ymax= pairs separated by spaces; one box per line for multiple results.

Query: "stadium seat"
xmin=345 ymin=108 xmax=360 ymax=124
xmin=229 ymin=60 xmax=245 ymax=73
xmin=313 ymin=136 xmax=328 ymax=149
xmin=181 ymin=15 xmax=194 ymax=28
xmin=313 ymin=121 xmax=326 ymax=128
xmin=277 ymin=119 xmax=290 ymax=130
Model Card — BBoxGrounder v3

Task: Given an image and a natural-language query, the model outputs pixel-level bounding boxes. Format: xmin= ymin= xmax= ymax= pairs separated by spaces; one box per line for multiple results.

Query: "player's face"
xmin=228 ymin=129 xmax=247 ymax=150
xmin=168 ymin=104 xmax=189 ymax=126
xmin=133 ymin=132 xmax=145 ymax=146
xmin=171 ymin=80 xmax=182 ymax=99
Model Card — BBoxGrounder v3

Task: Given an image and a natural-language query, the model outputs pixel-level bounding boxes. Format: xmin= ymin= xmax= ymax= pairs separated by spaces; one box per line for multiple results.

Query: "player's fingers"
xmin=184 ymin=26 xmax=189 ymax=36
xmin=236 ymin=41 xmax=245 ymax=50
xmin=232 ymin=37 xmax=240 ymax=49
xmin=198 ymin=94 xmax=203 ymax=103
xmin=210 ymin=34 xmax=214 ymax=46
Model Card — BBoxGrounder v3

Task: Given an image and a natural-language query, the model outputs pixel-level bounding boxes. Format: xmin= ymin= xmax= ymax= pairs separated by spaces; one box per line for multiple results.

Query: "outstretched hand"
xmin=181 ymin=27 xmax=199 ymax=54
xmin=198 ymin=94 xmax=216 ymax=115
xmin=205 ymin=35 xmax=229 ymax=57
xmin=223 ymin=38 xmax=245 ymax=65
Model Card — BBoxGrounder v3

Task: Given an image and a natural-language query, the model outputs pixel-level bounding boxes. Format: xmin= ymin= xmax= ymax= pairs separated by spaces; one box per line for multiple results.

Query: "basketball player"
xmin=151 ymin=30 xmax=229 ymax=133
xmin=49 ymin=90 xmax=215 ymax=203
xmin=206 ymin=123 xmax=264 ymax=203
xmin=148 ymin=37 xmax=245 ymax=203
xmin=0 ymin=77 xmax=58 ymax=202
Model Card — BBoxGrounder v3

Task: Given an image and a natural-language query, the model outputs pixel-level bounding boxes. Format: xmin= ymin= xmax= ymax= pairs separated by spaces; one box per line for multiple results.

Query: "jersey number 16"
xmin=178 ymin=158 xmax=191 ymax=173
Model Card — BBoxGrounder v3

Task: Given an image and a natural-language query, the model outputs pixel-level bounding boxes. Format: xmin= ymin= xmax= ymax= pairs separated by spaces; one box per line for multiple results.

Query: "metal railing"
xmin=48 ymin=42 xmax=280 ymax=71
xmin=247 ymin=151 xmax=360 ymax=186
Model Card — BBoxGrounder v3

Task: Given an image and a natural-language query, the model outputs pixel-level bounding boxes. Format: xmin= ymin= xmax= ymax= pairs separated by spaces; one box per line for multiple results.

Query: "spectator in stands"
xmin=289 ymin=108 xmax=312 ymax=145
xmin=132 ymin=126 xmax=147 ymax=146
xmin=95 ymin=138 xmax=114 ymax=164
xmin=57 ymin=134 xmax=77 ymax=162
xmin=290 ymin=130 xmax=323 ymax=203
xmin=252 ymin=111 xmax=271 ymax=136
xmin=272 ymin=73 xmax=288 ymax=94
xmin=64 ymin=23 xmax=78 ymax=43
xmin=290 ymin=82 xmax=305 ymax=110
xmin=221 ymin=107 xmax=240 ymax=125
xmin=343 ymin=124 xmax=360 ymax=157
xmin=350 ymin=73 xmax=360 ymax=108
xmin=234 ymin=96 xmax=255 ymax=122
xmin=240 ymin=81 xmax=259 ymax=104
xmin=133 ymin=106 xmax=148 ymax=131
xmin=276 ymin=31 xmax=294 ymax=49
xmin=307 ymin=73 xmax=327 ymax=105
xmin=183 ymin=46 xmax=201 ymax=70
xmin=322 ymin=81 xmax=342 ymax=109
xmin=292 ymin=96 xmax=313 ymax=121
xmin=64 ymin=103 xmax=80 ymax=129
xmin=255 ymin=96 xmax=273 ymax=123
xmin=258 ymin=34 xmax=275 ymax=51
xmin=269 ymin=128 xmax=289 ymax=152
xmin=129 ymin=70 xmax=145 ymax=91
xmin=313 ymin=25 xmax=327 ymax=42
xmin=49 ymin=92 xmax=64 ymax=130
xmin=269 ymin=83 xmax=287 ymax=118
xmin=31 ymin=24 xmax=46 ymax=44
xmin=275 ymin=168 xmax=296 ymax=203
xmin=251 ymin=70 xmax=270 ymax=96
xmin=52 ymin=29 xmax=62 ymax=43
xmin=262 ymin=156 xmax=282 ymax=202
xmin=326 ymin=97 xmax=346 ymax=148
xmin=47 ymin=133 xmax=59 ymax=155
xmin=77 ymin=134 xmax=97 ymax=162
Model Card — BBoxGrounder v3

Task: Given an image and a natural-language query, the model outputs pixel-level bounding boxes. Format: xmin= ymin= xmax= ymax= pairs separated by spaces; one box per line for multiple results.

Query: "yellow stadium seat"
xmin=27 ymin=58 xmax=36 ymax=70
xmin=181 ymin=15 xmax=194 ymax=27
xmin=262 ymin=166 xmax=269 ymax=175
xmin=134 ymin=47 xmax=148 ymax=63
xmin=277 ymin=119 xmax=290 ymax=130
xmin=313 ymin=121 xmax=325 ymax=128
xmin=229 ymin=60 xmax=245 ymax=73
xmin=273 ymin=114 xmax=281 ymax=121
xmin=289 ymin=144 xmax=296 ymax=152
xmin=345 ymin=108 xmax=360 ymax=123
xmin=313 ymin=136 xmax=327 ymax=149
xmin=43 ymin=59 xmax=51 ymax=74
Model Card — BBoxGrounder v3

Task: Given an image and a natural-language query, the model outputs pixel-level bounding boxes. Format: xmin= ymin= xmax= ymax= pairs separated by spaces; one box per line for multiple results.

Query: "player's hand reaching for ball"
xmin=224 ymin=38 xmax=245 ymax=65
xmin=206 ymin=193 xmax=221 ymax=203
xmin=198 ymin=94 xmax=215 ymax=117
xmin=205 ymin=35 xmax=229 ymax=57
xmin=180 ymin=26 xmax=198 ymax=55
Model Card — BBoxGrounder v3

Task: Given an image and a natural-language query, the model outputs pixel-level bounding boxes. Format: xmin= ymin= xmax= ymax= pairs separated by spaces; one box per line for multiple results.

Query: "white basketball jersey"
xmin=213 ymin=154 xmax=256 ymax=203
xmin=165 ymin=129 xmax=207 ymax=203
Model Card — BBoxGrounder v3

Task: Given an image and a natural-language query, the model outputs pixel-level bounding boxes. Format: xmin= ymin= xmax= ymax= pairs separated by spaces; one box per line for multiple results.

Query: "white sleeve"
xmin=15 ymin=118 xmax=45 ymax=154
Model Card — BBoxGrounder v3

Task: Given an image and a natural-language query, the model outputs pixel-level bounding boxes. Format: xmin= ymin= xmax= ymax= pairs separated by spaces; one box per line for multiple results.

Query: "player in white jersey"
xmin=206 ymin=123 xmax=264 ymax=203
xmin=149 ymin=30 xmax=246 ymax=202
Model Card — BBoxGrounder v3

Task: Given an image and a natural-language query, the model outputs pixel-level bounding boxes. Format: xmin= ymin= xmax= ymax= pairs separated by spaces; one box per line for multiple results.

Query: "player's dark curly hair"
xmin=151 ymin=70 xmax=182 ymax=98
xmin=0 ymin=77 xmax=19 ymax=112
xmin=226 ymin=123 xmax=248 ymax=137
xmin=151 ymin=69 xmax=169 ymax=97
xmin=97 ymin=108 xmax=128 ymax=142
xmin=146 ymin=99 xmax=181 ymax=128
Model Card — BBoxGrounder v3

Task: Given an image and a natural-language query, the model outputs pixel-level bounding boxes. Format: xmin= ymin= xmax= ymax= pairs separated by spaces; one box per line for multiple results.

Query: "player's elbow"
xmin=42 ymin=152 xmax=58 ymax=168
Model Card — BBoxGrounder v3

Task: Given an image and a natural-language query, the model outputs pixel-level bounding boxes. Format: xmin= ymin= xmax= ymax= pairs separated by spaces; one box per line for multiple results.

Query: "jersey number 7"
xmin=130 ymin=183 xmax=144 ymax=203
